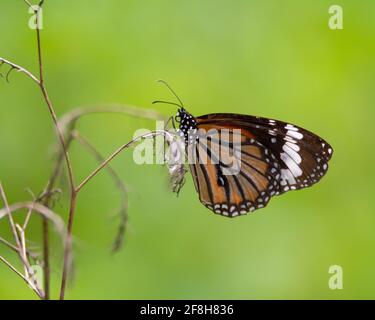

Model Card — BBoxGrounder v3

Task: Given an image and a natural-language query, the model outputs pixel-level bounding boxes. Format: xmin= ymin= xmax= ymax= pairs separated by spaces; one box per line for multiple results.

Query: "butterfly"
xmin=154 ymin=81 xmax=333 ymax=218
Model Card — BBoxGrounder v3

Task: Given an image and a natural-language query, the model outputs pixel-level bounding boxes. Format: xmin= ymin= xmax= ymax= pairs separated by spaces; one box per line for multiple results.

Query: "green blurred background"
xmin=0 ymin=0 xmax=374 ymax=299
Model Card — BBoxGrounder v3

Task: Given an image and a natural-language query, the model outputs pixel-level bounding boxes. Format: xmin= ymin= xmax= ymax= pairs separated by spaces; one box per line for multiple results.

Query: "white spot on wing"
xmin=282 ymin=144 xmax=302 ymax=164
xmin=280 ymin=153 xmax=303 ymax=177
xmin=280 ymin=168 xmax=296 ymax=186
xmin=285 ymin=124 xmax=298 ymax=131
xmin=286 ymin=141 xmax=300 ymax=152
xmin=287 ymin=130 xmax=303 ymax=140
xmin=284 ymin=136 xmax=297 ymax=144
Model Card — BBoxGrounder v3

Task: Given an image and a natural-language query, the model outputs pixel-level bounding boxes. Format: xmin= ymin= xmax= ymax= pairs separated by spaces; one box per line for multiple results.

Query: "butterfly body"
xmin=176 ymin=107 xmax=197 ymax=142
xmin=175 ymin=108 xmax=333 ymax=217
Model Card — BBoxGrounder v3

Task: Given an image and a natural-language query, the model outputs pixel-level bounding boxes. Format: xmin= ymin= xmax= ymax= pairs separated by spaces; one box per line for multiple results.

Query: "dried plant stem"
xmin=2 ymin=1 xmax=168 ymax=300
xmin=0 ymin=2 xmax=74 ymax=298
xmin=16 ymin=225 xmax=28 ymax=277
xmin=30 ymin=2 xmax=75 ymax=300
xmin=0 ymin=256 xmax=24 ymax=280
xmin=58 ymin=104 xmax=165 ymax=133
xmin=0 ymin=236 xmax=19 ymax=252
xmin=0 ymin=255 xmax=41 ymax=296
xmin=74 ymin=131 xmax=167 ymax=193
xmin=0 ymin=202 xmax=66 ymax=236
xmin=71 ymin=130 xmax=128 ymax=252
xmin=34 ymin=13 xmax=75 ymax=190
xmin=0 ymin=58 xmax=40 ymax=84
xmin=59 ymin=192 xmax=77 ymax=300
xmin=0 ymin=236 xmax=39 ymax=261
xmin=0 ymin=183 xmax=22 ymax=249
xmin=23 ymin=0 xmax=33 ymax=8
xmin=0 ymin=183 xmax=44 ymax=298
xmin=60 ymin=131 xmax=170 ymax=298
xmin=22 ymin=206 xmax=34 ymax=230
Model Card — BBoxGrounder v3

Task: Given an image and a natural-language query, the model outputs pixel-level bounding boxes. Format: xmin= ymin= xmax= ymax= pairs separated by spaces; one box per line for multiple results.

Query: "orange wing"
xmin=188 ymin=123 xmax=279 ymax=217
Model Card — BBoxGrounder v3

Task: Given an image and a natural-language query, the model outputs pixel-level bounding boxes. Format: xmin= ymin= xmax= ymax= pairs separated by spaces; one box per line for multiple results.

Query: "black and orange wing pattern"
xmin=177 ymin=109 xmax=333 ymax=217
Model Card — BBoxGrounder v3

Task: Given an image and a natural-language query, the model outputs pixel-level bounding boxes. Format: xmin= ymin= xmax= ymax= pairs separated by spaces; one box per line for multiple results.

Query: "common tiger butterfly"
xmin=155 ymin=81 xmax=333 ymax=218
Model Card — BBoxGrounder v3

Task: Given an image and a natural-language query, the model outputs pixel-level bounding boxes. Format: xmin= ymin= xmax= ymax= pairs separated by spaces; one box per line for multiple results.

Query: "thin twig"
xmin=0 ymin=183 xmax=22 ymax=250
xmin=0 ymin=236 xmax=19 ymax=252
xmin=37 ymin=124 xmax=75 ymax=301
xmin=75 ymin=130 xmax=170 ymax=193
xmin=58 ymin=108 xmax=165 ymax=298
xmin=58 ymin=104 xmax=166 ymax=134
xmin=59 ymin=130 xmax=171 ymax=298
xmin=0 ymin=256 xmax=24 ymax=280
xmin=0 ymin=254 xmax=41 ymax=297
xmin=31 ymin=2 xmax=75 ymax=300
xmin=0 ymin=255 xmax=41 ymax=296
xmin=0 ymin=202 xmax=66 ymax=237
xmin=59 ymin=192 xmax=76 ymax=300
xmin=0 ymin=183 xmax=44 ymax=298
xmin=3 ymin=0 xmax=167 ymax=300
xmin=23 ymin=0 xmax=33 ymax=8
xmin=16 ymin=224 xmax=42 ymax=293
xmin=35 ymin=21 xmax=75 ymax=192
xmin=71 ymin=130 xmax=128 ymax=252
xmin=0 ymin=236 xmax=40 ymax=261
xmin=1 ymin=2 xmax=64 ymax=299
xmin=16 ymin=225 xmax=28 ymax=278
xmin=0 ymin=58 xmax=40 ymax=84
xmin=22 ymin=204 xmax=34 ymax=230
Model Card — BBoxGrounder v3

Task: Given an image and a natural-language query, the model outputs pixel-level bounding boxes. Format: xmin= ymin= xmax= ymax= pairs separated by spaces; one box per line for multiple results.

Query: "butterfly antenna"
xmin=156 ymin=79 xmax=184 ymax=107
xmin=152 ymin=100 xmax=182 ymax=108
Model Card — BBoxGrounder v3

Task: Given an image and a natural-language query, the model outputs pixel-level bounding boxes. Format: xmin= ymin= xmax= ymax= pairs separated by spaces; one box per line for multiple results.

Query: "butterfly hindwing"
xmin=187 ymin=124 xmax=280 ymax=217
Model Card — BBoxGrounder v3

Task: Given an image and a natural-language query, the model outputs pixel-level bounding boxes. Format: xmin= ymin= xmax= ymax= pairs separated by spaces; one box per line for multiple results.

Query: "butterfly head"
xmin=152 ymin=80 xmax=197 ymax=141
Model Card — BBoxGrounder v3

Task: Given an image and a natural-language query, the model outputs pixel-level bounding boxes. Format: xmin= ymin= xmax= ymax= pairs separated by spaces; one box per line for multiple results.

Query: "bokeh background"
xmin=0 ymin=0 xmax=374 ymax=299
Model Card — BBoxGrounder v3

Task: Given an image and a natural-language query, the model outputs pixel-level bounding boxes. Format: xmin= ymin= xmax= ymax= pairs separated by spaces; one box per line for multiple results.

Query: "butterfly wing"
xmin=187 ymin=122 xmax=280 ymax=216
xmin=187 ymin=113 xmax=333 ymax=217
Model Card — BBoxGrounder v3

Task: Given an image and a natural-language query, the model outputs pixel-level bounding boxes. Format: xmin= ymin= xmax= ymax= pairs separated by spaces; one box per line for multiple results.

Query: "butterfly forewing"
xmin=196 ymin=113 xmax=333 ymax=194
